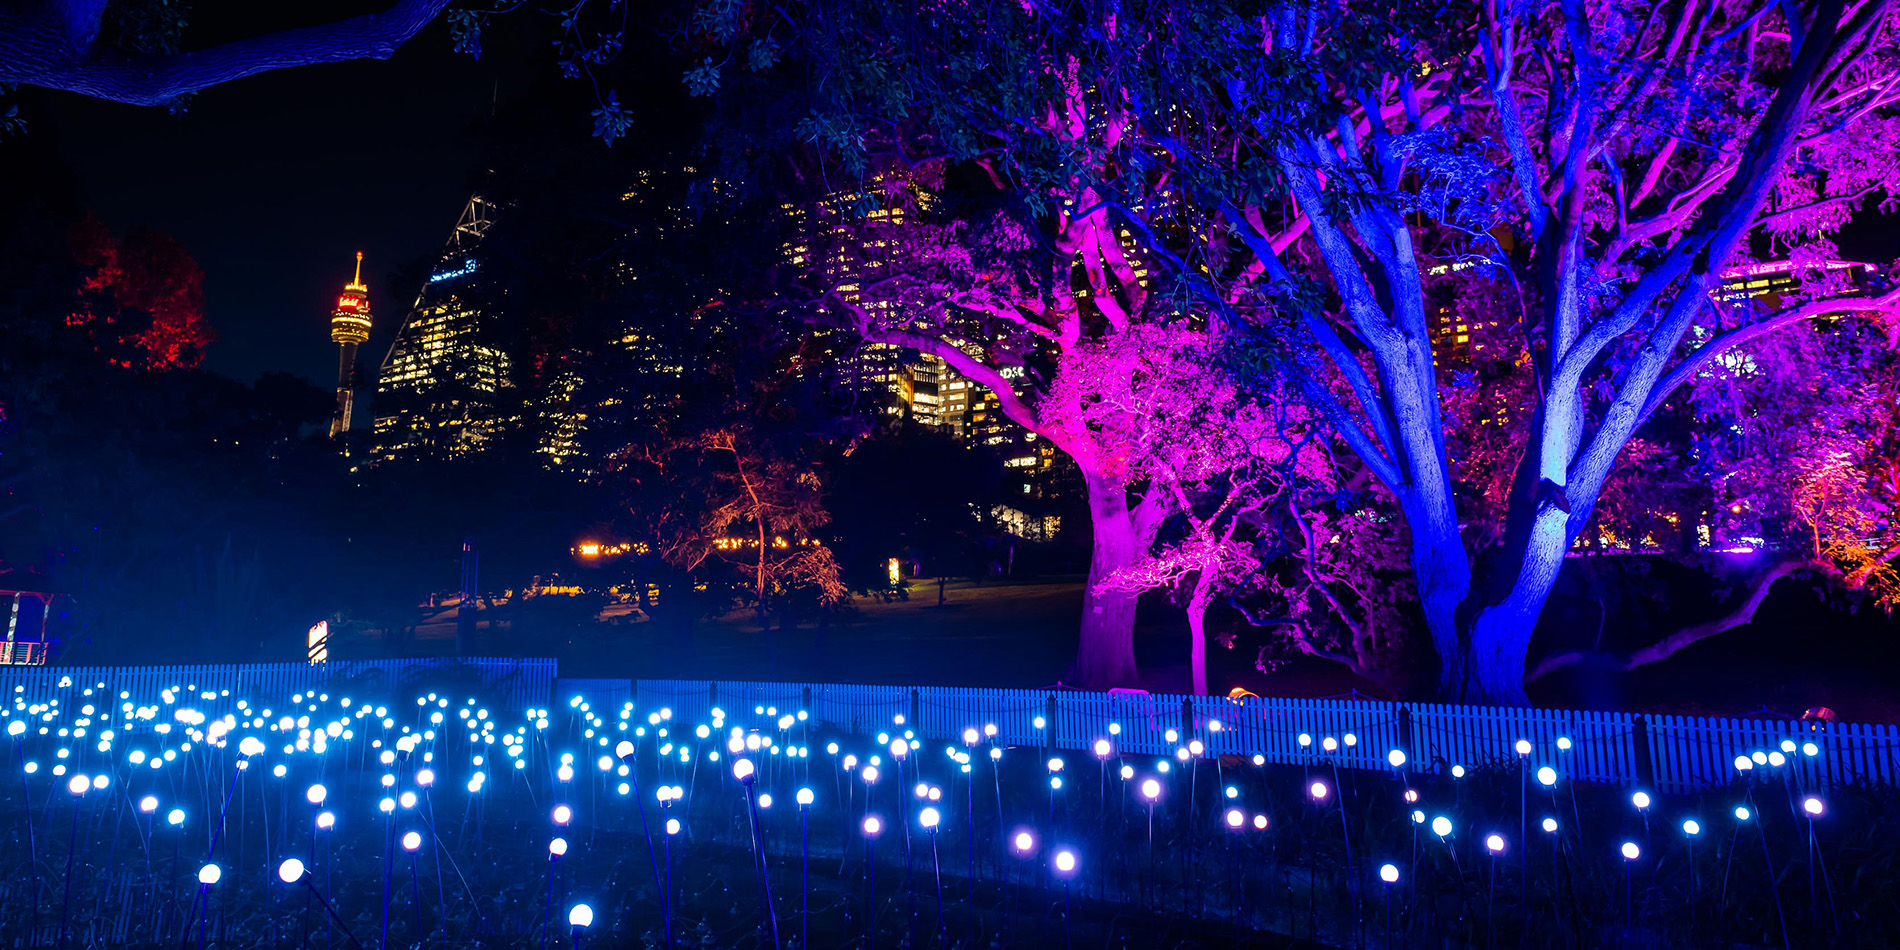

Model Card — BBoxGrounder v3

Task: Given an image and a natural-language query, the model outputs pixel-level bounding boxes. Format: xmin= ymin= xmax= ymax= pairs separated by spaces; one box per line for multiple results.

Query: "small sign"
xmin=307 ymin=621 xmax=329 ymax=665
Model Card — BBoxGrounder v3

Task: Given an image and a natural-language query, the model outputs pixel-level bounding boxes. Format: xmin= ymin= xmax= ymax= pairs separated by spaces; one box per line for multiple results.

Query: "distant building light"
xmin=430 ymin=259 xmax=478 ymax=283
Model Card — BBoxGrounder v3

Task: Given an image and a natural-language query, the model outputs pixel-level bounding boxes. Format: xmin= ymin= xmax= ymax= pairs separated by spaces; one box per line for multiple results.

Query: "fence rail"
xmin=621 ymin=678 xmax=1900 ymax=794
xmin=9 ymin=658 xmax=1892 ymax=794
xmin=0 ymin=657 xmax=557 ymax=713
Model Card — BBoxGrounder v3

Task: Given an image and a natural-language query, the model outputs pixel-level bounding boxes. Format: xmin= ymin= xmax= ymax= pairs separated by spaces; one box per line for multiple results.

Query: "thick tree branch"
xmin=822 ymin=291 xmax=1051 ymax=446
xmin=1639 ymin=285 xmax=1900 ymax=423
xmin=1844 ymin=539 xmax=1900 ymax=588
xmin=0 ymin=0 xmax=455 ymax=107
xmin=1525 ymin=558 xmax=1806 ymax=682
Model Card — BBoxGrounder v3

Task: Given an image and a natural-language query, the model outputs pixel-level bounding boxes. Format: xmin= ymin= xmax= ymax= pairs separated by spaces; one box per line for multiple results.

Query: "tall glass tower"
xmin=372 ymin=195 xmax=515 ymax=462
xmin=328 ymin=251 xmax=372 ymax=438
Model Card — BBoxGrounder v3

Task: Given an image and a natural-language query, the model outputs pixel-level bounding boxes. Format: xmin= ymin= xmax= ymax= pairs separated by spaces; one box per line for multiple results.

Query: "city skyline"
xmin=24 ymin=13 xmax=543 ymax=393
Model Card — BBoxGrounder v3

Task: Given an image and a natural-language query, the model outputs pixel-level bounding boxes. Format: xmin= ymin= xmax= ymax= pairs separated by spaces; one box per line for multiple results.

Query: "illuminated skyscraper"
xmin=372 ymin=195 xmax=517 ymax=462
xmin=328 ymin=252 xmax=372 ymax=438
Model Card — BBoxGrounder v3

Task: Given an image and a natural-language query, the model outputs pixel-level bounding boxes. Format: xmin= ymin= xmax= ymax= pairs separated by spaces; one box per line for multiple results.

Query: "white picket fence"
xmin=624 ymin=679 xmax=1900 ymax=794
xmin=0 ymin=657 xmax=557 ymax=714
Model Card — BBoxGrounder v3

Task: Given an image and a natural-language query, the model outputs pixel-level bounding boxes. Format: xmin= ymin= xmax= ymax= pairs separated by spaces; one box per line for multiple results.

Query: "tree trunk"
xmin=1460 ymin=508 xmax=1571 ymax=705
xmin=1465 ymin=603 xmax=1535 ymax=706
xmin=1187 ymin=581 xmax=1212 ymax=697
xmin=1396 ymin=490 xmax=1474 ymax=698
xmin=1065 ymin=469 xmax=1143 ymax=689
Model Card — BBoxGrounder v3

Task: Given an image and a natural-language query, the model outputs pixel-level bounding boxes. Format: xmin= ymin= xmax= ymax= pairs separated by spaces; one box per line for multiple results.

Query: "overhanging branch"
xmin=0 ymin=0 xmax=455 ymax=106
xmin=1525 ymin=557 xmax=1806 ymax=682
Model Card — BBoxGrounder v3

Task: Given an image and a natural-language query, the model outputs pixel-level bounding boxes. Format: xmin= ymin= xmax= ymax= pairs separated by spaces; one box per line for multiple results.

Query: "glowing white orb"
xmin=1380 ymin=864 xmax=1399 ymax=883
xmin=278 ymin=858 xmax=305 ymax=883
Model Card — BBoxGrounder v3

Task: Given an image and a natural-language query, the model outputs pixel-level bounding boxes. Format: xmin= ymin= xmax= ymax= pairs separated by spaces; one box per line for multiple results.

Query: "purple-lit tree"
xmin=1067 ymin=323 xmax=1296 ymax=695
xmin=1080 ymin=323 xmax=1411 ymax=694
xmin=692 ymin=0 xmax=1900 ymax=700
xmin=809 ymin=211 xmax=1179 ymax=686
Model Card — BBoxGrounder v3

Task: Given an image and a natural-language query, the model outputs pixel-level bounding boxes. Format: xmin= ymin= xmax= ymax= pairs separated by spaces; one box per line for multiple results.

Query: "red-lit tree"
xmin=69 ymin=219 xmax=215 ymax=371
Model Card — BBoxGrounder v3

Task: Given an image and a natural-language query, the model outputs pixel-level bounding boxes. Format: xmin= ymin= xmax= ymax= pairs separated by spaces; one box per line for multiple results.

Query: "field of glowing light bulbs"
xmin=0 ymin=676 xmax=1895 ymax=950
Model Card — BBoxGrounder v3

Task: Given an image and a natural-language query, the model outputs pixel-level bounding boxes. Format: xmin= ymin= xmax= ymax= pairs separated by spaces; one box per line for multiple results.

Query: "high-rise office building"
xmin=328 ymin=252 xmax=372 ymax=438
xmin=1719 ymin=258 xmax=1877 ymax=304
xmin=786 ymin=193 xmax=924 ymax=418
xmin=371 ymin=195 xmax=517 ymax=462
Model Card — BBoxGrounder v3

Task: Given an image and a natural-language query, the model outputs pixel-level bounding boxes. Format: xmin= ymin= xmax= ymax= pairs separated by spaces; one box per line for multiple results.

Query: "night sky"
xmin=23 ymin=6 xmax=1899 ymax=400
xmin=33 ymin=14 xmax=541 ymax=391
